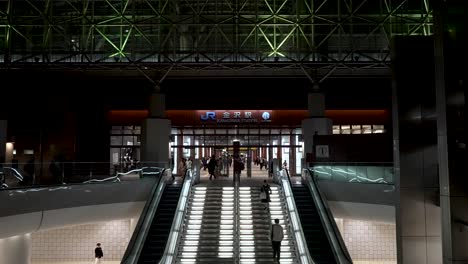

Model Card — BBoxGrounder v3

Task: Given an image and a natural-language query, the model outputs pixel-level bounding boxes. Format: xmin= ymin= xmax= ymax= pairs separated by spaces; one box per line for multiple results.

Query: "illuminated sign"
xmin=199 ymin=110 xmax=272 ymax=123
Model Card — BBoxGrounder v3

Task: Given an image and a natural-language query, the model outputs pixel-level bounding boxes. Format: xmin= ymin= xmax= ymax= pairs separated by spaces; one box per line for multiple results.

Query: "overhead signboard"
xmin=198 ymin=110 xmax=272 ymax=123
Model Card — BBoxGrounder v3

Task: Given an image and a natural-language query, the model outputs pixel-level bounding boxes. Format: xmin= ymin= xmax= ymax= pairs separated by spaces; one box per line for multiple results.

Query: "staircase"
xmin=238 ymin=186 xmax=297 ymax=264
xmin=176 ymin=185 xmax=298 ymax=263
xmin=176 ymin=186 xmax=235 ymax=263
xmin=138 ymin=184 xmax=183 ymax=263
xmin=291 ymin=185 xmax=336 ymax=264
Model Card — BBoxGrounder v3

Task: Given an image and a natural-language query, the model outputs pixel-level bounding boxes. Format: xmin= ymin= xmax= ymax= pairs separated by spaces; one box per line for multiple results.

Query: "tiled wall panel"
xmin=337 ymin=219 xmax=397 ymax=261
xmin=31 ymin=219 xmax=131 ymax=261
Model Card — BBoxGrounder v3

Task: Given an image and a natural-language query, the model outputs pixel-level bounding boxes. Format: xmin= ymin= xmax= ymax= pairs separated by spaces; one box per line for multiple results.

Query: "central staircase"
xmin=175 ymin=185 xmax=298 ymax=263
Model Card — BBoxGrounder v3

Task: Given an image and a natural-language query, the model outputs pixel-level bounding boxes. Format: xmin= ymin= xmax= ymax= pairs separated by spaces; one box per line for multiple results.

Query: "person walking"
xmin=262 ymin=180 xmax=272 ymax=203
xmin=207 ymin=155 xmax=217 ymax=180
xmin=94 ymin=243 xmax=104 ymax=264
xmin=271 ymin=218 xmax=284 ymax=262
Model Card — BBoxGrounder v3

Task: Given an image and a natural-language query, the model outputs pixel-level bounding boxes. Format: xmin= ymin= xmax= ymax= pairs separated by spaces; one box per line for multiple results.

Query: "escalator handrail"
xmin=275 ymin=169 xmax=315 ymax=264
xmin=120 ymin=168 xmax=169 ymax=264
xmin=159 ymin=169 xmax=195 ymax=264
xmin=304 ymin=168 xmax=353 ymax=264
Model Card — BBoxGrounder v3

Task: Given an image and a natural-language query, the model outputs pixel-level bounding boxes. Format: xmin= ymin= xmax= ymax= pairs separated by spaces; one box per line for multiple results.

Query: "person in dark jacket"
xmin=94 ymin=243 xmax=103 ymax=264
xmin=207 ymin=155 xmax=217 ymax=180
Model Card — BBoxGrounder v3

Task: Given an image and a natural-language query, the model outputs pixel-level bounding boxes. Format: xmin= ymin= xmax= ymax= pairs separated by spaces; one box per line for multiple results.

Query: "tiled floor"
xmin=354 ymin=261 xmax=396 ymax=264
xmin=33 ymin=260 xmax=396 ymax=264
xmin=33 ymin=262 xmax=120 ymax=264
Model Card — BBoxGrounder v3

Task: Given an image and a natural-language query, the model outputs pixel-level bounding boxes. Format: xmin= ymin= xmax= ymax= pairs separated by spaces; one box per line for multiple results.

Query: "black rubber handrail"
xmin=120 ymin=168 xmax=169 ymax=264
xmin=305 ymin=168 xmax=353 ymax=264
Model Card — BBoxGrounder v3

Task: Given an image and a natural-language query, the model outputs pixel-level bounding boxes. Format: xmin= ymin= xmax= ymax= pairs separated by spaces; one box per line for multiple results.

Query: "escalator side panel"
xmin=292 ymin=185 xmax=336 ymax=264
xmin=138 ymin=185 xmax=182 ymax=263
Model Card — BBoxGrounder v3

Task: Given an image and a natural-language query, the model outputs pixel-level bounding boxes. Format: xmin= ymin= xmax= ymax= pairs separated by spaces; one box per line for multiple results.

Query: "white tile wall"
xmin=335 ymin=218 xmax=397 ymax=262
xmin=31 ymin=219 xmax=131 ymax=262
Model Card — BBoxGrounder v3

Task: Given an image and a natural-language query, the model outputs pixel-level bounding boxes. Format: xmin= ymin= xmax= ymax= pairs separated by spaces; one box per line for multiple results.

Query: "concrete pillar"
xmin=0 ymin=234 xmax=32 ymax=264
xmin=301 ymin=92 xmax=332 ymax=161
xmin=392 ymin=36 xmax=442 ymax=264
xmin=433 ymin=1 xmax=468 ymax=263
xmin=141 ymin=92 xmax=171 ymax=168
xmin=0 ymin=120 xmax=6 ymax=163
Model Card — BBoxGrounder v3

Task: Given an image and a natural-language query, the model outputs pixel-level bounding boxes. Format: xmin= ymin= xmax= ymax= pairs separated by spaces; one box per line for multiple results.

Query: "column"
xmin=392 ymin=36 xmax=442 ymax=264
xmin=141 ymin=91 xmax=171 ymax=168
xmin=301 ymin=87 xmax=332 ymax=164
xmin=0 ymin=120 xmax=6 ymax=163
xmin=434 ymin=1 xmax=468 ymax=263
xmin=0 ymin=234 xmax=32 ymax=264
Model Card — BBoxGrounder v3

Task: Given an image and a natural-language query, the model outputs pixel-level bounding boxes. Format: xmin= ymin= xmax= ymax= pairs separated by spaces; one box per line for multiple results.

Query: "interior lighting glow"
xmin=240 ymin=246 xmax=255 ymax=252
xmin=182 ymin=246 xmax=198 ymax=251
xmin=240 ymin=240 xmax=255 ymax=245
xmin=219 ymin=240 xmax=234 ymax=245
xmin=218 ymin=252 xmax=233 ymax=258
xmin=220 ymin=225 xmax=234 ymax=229
xmin=220 ymin=219 xmax=234 ymax=224
xmin=183 ymin=241 xmax=199 ymax=245
xmin=218 ymin=246 xmax=234 ymax=251
xmin=219 ymin=235 xmax=235 ymax=239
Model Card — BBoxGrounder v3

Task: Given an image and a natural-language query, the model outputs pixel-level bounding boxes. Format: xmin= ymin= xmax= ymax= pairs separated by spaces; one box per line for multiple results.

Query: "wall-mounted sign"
xmin=315 ymin=145 xmax=329 ymax=158
xmin=199 ymin=110 xmax=272 ymax=123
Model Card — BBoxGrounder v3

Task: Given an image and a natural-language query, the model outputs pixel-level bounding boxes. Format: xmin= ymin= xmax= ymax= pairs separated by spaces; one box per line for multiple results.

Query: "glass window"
xmin=123 ymin=126 xmax=134 ymax=134
xmin=133 ymin=126 xmax=141 ymax=134
xmin=249 ymin=129 xmax=259 ymax=134
xmin=332 ymin=125 xmax=340 ymax=134
xmin=270 ymin=129 xmax=280 ymax=135
xmin=182 ymin=129 xmax=193 ymax=134
xmin=111 ymin=126 xmax=123 ymax=134
xmin=373 ymin=125 xmax=385 ymax=133
xmin=352 ymin=125 xmax=361 ymax=134
xmin=260 ymin=129 xmax=270 ymax=134
xmin=202 ymin=129 xmax=213 ymax=134
xmin=110 ymin=136 xmax=123 ymax=146
xmin=194 ymin=129 xmax=204 ymax=135
xmin=362 ymin=125 xmax=372 ymax=134
xmin=341 ymin=125 xmax=351 ymax=134
xmin=238 ymin=129 xmax=249 ymax=135
xmin=123 ymin=135 xmax=134 ymax=146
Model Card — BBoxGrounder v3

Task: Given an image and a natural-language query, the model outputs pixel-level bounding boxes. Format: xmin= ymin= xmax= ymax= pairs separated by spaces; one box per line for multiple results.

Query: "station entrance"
xmin=170 ymin=126 xmax=304 ymax=179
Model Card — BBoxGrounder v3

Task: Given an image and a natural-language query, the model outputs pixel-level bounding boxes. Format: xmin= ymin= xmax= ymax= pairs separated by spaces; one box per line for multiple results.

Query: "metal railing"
xmin=303 ymin=168 xmax=353 ymax=264
xmin=310 ymin=162 xmax=394 ymax=184
xmin=0 ymin=161 xmax=163 ymax=189
xmin=275 ymin=168 xmax=314 ymax=264
xmin=159 ymin=168 xmax=195 ymax=264
xmin=121 ymin=167 xmax=171 ymax=264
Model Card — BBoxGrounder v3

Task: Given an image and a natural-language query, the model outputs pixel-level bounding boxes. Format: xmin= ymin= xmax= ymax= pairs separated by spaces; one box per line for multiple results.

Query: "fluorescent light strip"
xmin=219 ymin=188 xmax=234 ymax=258
xmin=185 ymin=188 xmax=205 ymax=262
xmin=239 ymin=189 xmax=255 ymax=262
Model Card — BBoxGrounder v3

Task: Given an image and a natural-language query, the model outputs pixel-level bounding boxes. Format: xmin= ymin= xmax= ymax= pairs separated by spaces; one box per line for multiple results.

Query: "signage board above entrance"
xmin=198 ymin=110 xmax=272 ymax=123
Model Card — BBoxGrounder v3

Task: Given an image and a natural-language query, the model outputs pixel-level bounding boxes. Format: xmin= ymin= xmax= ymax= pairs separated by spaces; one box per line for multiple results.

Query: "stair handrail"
xmin=275 ymin=168 xmax=315 ymax=264
xmin=159 ymin=168 xmax=195 ymax=264
xmin=121 ymin=167 xmax=170 ymax=264
xmin=234 ymin=168 xmax=240 ymax=264
xmin=303 ymin=168 xmax=353 ymax=264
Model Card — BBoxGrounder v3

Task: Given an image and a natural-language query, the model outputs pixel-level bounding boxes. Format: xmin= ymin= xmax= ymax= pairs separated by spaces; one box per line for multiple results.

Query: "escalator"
xmin=138 ymin=184 xmax=183 ymax=263
xmin=291 ymin=185 xmax=336 ymax=264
